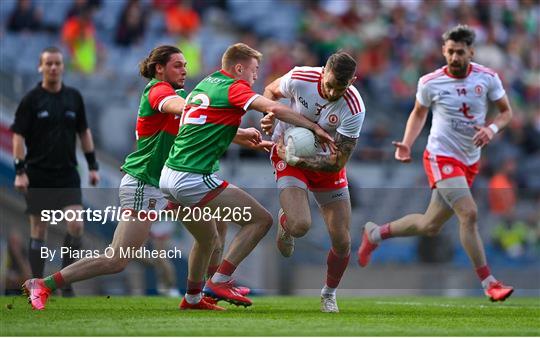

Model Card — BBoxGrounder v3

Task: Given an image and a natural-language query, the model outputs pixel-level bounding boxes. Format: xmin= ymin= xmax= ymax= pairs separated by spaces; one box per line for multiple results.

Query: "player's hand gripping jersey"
xmin=272 ymin=66 xmax=365 ymax=156
xmin=418 ymin=62 xmax=505 ymax=166
xmin=121 ymin=79 xmax=186 ymax=187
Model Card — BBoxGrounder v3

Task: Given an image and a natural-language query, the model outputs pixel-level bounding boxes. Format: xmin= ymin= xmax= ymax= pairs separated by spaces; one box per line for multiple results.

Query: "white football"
xmin=284 ymin=127 xmax=317 ymax=157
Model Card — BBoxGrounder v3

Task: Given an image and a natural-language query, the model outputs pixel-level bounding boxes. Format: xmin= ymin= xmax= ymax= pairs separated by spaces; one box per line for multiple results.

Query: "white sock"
xmin=481 ymin=275 xmax=497 ymax=289
xmin=321 ymin=285 xmax=337 ymax=297
xmin=370 ymin=227 xmax=382 ymax=244
xmin=185 ymin=292 xmax=202 ymax=304
xmin=211 ymin=272 xmax=232 ymax=284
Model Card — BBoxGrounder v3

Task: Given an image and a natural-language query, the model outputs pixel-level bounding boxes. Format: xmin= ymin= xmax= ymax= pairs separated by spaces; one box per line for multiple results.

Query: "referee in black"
xmin=11 ymin=46 xmax=100 ymax=296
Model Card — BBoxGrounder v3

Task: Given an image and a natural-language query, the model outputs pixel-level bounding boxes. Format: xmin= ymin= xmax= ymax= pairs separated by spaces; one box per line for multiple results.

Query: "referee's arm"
xmin=13 ymin=133 xmax=29 ymax=193
xmin=79 ymin=128 xmax=100 ymax=186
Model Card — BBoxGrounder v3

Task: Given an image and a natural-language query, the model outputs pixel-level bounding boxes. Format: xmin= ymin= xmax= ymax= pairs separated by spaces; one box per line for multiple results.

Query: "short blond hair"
xmin=221 ymin=43 xmax=262 ymax=70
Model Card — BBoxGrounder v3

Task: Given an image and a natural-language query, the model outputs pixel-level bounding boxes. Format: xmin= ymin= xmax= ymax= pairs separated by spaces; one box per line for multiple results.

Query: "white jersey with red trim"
xmin=273 ymin=66 xmax=365 ymax=156
xmin=417 ymin=62 xmax=506 ymax=165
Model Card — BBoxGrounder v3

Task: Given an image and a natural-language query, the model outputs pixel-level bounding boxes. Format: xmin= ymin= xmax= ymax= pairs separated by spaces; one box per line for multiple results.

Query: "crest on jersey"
xmin=475 ymin=85 xmax=483 ymax=96
xmin=276 ymin=161 xmax=287 ymax=171
xmin=442 ymin=164 xmax=454 ymax=175
xmin=148 ymin=198 xmax=157 ymax=210
xmin=328 ymin=114 xmax=339 ymax=125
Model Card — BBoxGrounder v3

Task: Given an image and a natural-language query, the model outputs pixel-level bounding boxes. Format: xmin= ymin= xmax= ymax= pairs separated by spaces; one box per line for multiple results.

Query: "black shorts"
xmin=25 ymin=167 xmax=82 ymax=215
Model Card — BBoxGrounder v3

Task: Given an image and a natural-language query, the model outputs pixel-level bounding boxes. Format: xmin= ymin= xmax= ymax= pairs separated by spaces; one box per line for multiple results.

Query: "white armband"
xmin=488 ymin=123 xmax=499 ymax=134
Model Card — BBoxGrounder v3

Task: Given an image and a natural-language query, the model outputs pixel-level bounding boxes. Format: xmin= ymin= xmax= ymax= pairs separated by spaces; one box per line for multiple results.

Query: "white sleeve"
xmin=415 ymin=79 xmax=432 ymax=108
xmin=278 ymin=68 xmax=296 ymax=99
xmin=488 ymin=73 xmax=506 ymax=101
xmin=336 ymin=111 xmax=365 ymax=139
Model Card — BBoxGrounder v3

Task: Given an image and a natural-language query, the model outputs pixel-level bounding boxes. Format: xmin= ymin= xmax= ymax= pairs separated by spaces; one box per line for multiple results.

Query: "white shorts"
xmin=159 ymin=166 xmax=229 ymax=207
xmin=119 ymin=174 xmax=168 ymax=212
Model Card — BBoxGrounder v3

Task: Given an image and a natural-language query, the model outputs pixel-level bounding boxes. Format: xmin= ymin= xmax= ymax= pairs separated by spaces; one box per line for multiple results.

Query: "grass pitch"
xmin=1 ymin=296 xmax=539 ymax=336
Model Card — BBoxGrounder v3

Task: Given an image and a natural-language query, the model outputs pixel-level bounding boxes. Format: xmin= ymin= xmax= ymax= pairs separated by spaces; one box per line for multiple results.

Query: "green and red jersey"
xmin=166 ymin=70 xmax=259 ymax=174
xmin=121 ymin=79 xmax=186 ymax=187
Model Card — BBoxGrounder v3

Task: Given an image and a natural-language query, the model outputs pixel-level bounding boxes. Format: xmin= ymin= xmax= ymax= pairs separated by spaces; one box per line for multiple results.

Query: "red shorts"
xmin=423 ymin=150 xmax=479 ymax=189
xmin=270 ymin=147 xmax=347 ymax=191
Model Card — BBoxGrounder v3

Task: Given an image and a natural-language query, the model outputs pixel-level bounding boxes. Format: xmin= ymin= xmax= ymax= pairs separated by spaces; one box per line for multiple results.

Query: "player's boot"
xmin=22 ymin=278 xmax=51 ymax=310
xmin=357 ymin=221 xmax=380 ymax=267
xmin=320 ymin=294 xmax=339 ymax=313
xmin=485 ymin=281 xmax=514 ymax=302
xmin=276 ymin=208 xmax=294 ymax=257
xmin=203 ymin=284 xmax=250 ymax=299
xmin=204 ymin=279 xmax=252 ymax=307
xmin=179 ymin=296 xmax=226 ymax=310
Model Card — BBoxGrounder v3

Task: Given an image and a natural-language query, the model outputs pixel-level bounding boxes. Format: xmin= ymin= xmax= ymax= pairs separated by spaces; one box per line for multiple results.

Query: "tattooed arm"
xmin=278 ymin=132 xmax=358 ymax=172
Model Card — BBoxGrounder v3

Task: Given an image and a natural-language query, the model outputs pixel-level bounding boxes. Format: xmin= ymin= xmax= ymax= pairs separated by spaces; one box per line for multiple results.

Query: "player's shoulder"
xmin=470 ymin=62 xmax=498 ymax=77
xmin=341 ymin=85 xmax=365 ymax=116
xmin=419 ymin=66 xmax=446 ymax=85
xmin=289 ymin=66 xmax=323 ymax=83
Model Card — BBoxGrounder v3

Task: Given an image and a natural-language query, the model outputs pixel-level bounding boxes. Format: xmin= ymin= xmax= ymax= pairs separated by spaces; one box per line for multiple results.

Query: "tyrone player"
xmin=160 ymin=43 xmax=335 ymax=308
xmin=357 ymin=25 xmax=514 ymax=302
xmin=23 ymin=45 xmax=266 ymax=311
xmin=261 ymin=52 xmax=365 ymax=312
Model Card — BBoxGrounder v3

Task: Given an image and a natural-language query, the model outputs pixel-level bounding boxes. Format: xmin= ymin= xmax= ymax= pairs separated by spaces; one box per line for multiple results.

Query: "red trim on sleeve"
xmin=421 ymin=68 xmax=445 ymax=85
xmin=291 ymin=75 xmax=319 ymax=82
xmin=228 ymin=80 xmax=257 ymax=110
xmin=148 ymin=82 xmax=177 ymax=111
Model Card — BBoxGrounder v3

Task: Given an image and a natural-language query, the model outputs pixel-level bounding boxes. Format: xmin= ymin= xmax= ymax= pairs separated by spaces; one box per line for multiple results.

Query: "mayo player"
xmin=357 ymin=25 xmax=514 ymax=302
xmin=261 ymin=51 xmax=365 ymax=312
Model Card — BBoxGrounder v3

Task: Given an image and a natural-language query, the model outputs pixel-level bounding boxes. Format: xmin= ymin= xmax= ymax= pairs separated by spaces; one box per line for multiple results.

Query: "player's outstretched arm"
xmin=472 ymin=95 xmax=513 ymax=147
xmin=160 ymin=96 xmax=186 ymax=115
xmin=393 ymin=100 xmax=429 ymax=163
xmin=249 ymin=96 xmax=335 ymax=152
xmin=278 ymin=132 xmax=357 ymax=172
xmin=233 ymin=127 xmax=273 ymax=152
xmin=263 ymin=76 xmax=285 ymax=101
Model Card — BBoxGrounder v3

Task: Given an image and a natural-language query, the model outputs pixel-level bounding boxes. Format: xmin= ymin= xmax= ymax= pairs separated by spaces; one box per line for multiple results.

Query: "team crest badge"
xmin=328 ymin=114 xmax=339 ymax=125
xmin=475 ymin=85 xmax=483 ymax=96
xmin=276 ymin=161 xmax=287 ymax=171
xmin=148 ymin=198 xmax=157 ymax=210
xmin=442 ymin=165 xmax=454 ymax=175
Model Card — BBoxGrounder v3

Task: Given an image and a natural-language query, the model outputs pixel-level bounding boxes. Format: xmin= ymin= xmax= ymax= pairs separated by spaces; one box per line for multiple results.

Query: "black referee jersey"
xmin=11 ymin=82 xmax=89 ymax=172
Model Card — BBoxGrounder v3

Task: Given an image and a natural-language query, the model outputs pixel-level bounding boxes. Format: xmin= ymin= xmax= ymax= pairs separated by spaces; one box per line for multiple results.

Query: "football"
xmin=284 ymin=127 xmax=318 ymax=157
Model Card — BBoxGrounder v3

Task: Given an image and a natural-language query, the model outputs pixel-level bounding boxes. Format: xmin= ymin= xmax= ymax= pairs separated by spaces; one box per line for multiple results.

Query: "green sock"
xmin=43 ymin=275 xmax=57 ymax=290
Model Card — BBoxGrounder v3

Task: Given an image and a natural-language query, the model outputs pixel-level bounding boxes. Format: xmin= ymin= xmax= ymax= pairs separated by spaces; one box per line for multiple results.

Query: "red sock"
xmin=380 ymin=223 xmax=392 ymax=240
xmin=217 ymin=259 xmax=237 ymax=276
xmin=207 ymin=265 xmax=219 ymax=277
xmin=186 ymin=279 xmax=203 ymax=295
xmin=476 ymin=265 xmax=491 ymax=281
xmin=326 ymin=248 xmax=350 ymax=288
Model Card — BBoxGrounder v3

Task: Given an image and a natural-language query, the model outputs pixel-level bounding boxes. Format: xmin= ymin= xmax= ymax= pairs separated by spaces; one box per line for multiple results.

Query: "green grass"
xmin=1 ymin=296 xmax=539 ymax=336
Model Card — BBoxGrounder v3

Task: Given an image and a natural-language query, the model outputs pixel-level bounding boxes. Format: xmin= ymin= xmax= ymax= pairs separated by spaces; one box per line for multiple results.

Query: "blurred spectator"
xmin=488 ymin=157 xmax=518 ymax=218
xmin=66 ymin=0 xmax=101 ymax=20
xmin=522 ymin=111 xmax=540 ymax=155
xmin=7 ymin=0 xmax=43 ymax=33
xmin=115 ymin=0 xmax=148 ymax=47
xmin=491 ymin=219 xmax=531 ymax=258
xmin=164 ymin=0 xmax=200 ymax=36
xmin=61 ymin=5 xmax=99 ymax=74
xmin=5 ymin=231 xmax=32 ymax=295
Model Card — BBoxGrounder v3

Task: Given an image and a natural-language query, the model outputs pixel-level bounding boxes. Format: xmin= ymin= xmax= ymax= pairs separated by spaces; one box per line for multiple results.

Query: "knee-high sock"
xmin=326 ymin=248 xmax=350 ymax=289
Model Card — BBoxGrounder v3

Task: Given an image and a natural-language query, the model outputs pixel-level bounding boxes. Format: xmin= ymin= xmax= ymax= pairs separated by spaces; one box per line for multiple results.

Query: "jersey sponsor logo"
xmin=37 ymin=110 xmax=49 ymax=118
xmin=442 ymin=164 xmax=454 ymax=175
xmin=459 ymin=102 xmax=474 ymax=119
xmin=451 ymin=119 xmax=475 ymax=133
xmin=276 ymin=160 xmax=287 ymax=172
xmin=315 ymin=102 xmax=328 ymax=116
xmin=438 ymin=90 xmax=451 ymax=96
xmin=474 ymin=85 xmax=483 ymax=96
xmin=328 ymin=114 xmax=339 ymax=125
xmin=298 ymin=96 xmax=308 ymax=109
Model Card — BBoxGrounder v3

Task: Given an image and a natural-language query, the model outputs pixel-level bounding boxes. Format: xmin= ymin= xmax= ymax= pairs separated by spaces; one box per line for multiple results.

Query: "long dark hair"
xmin=139 ymin=45 xmax=181 ymax=79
